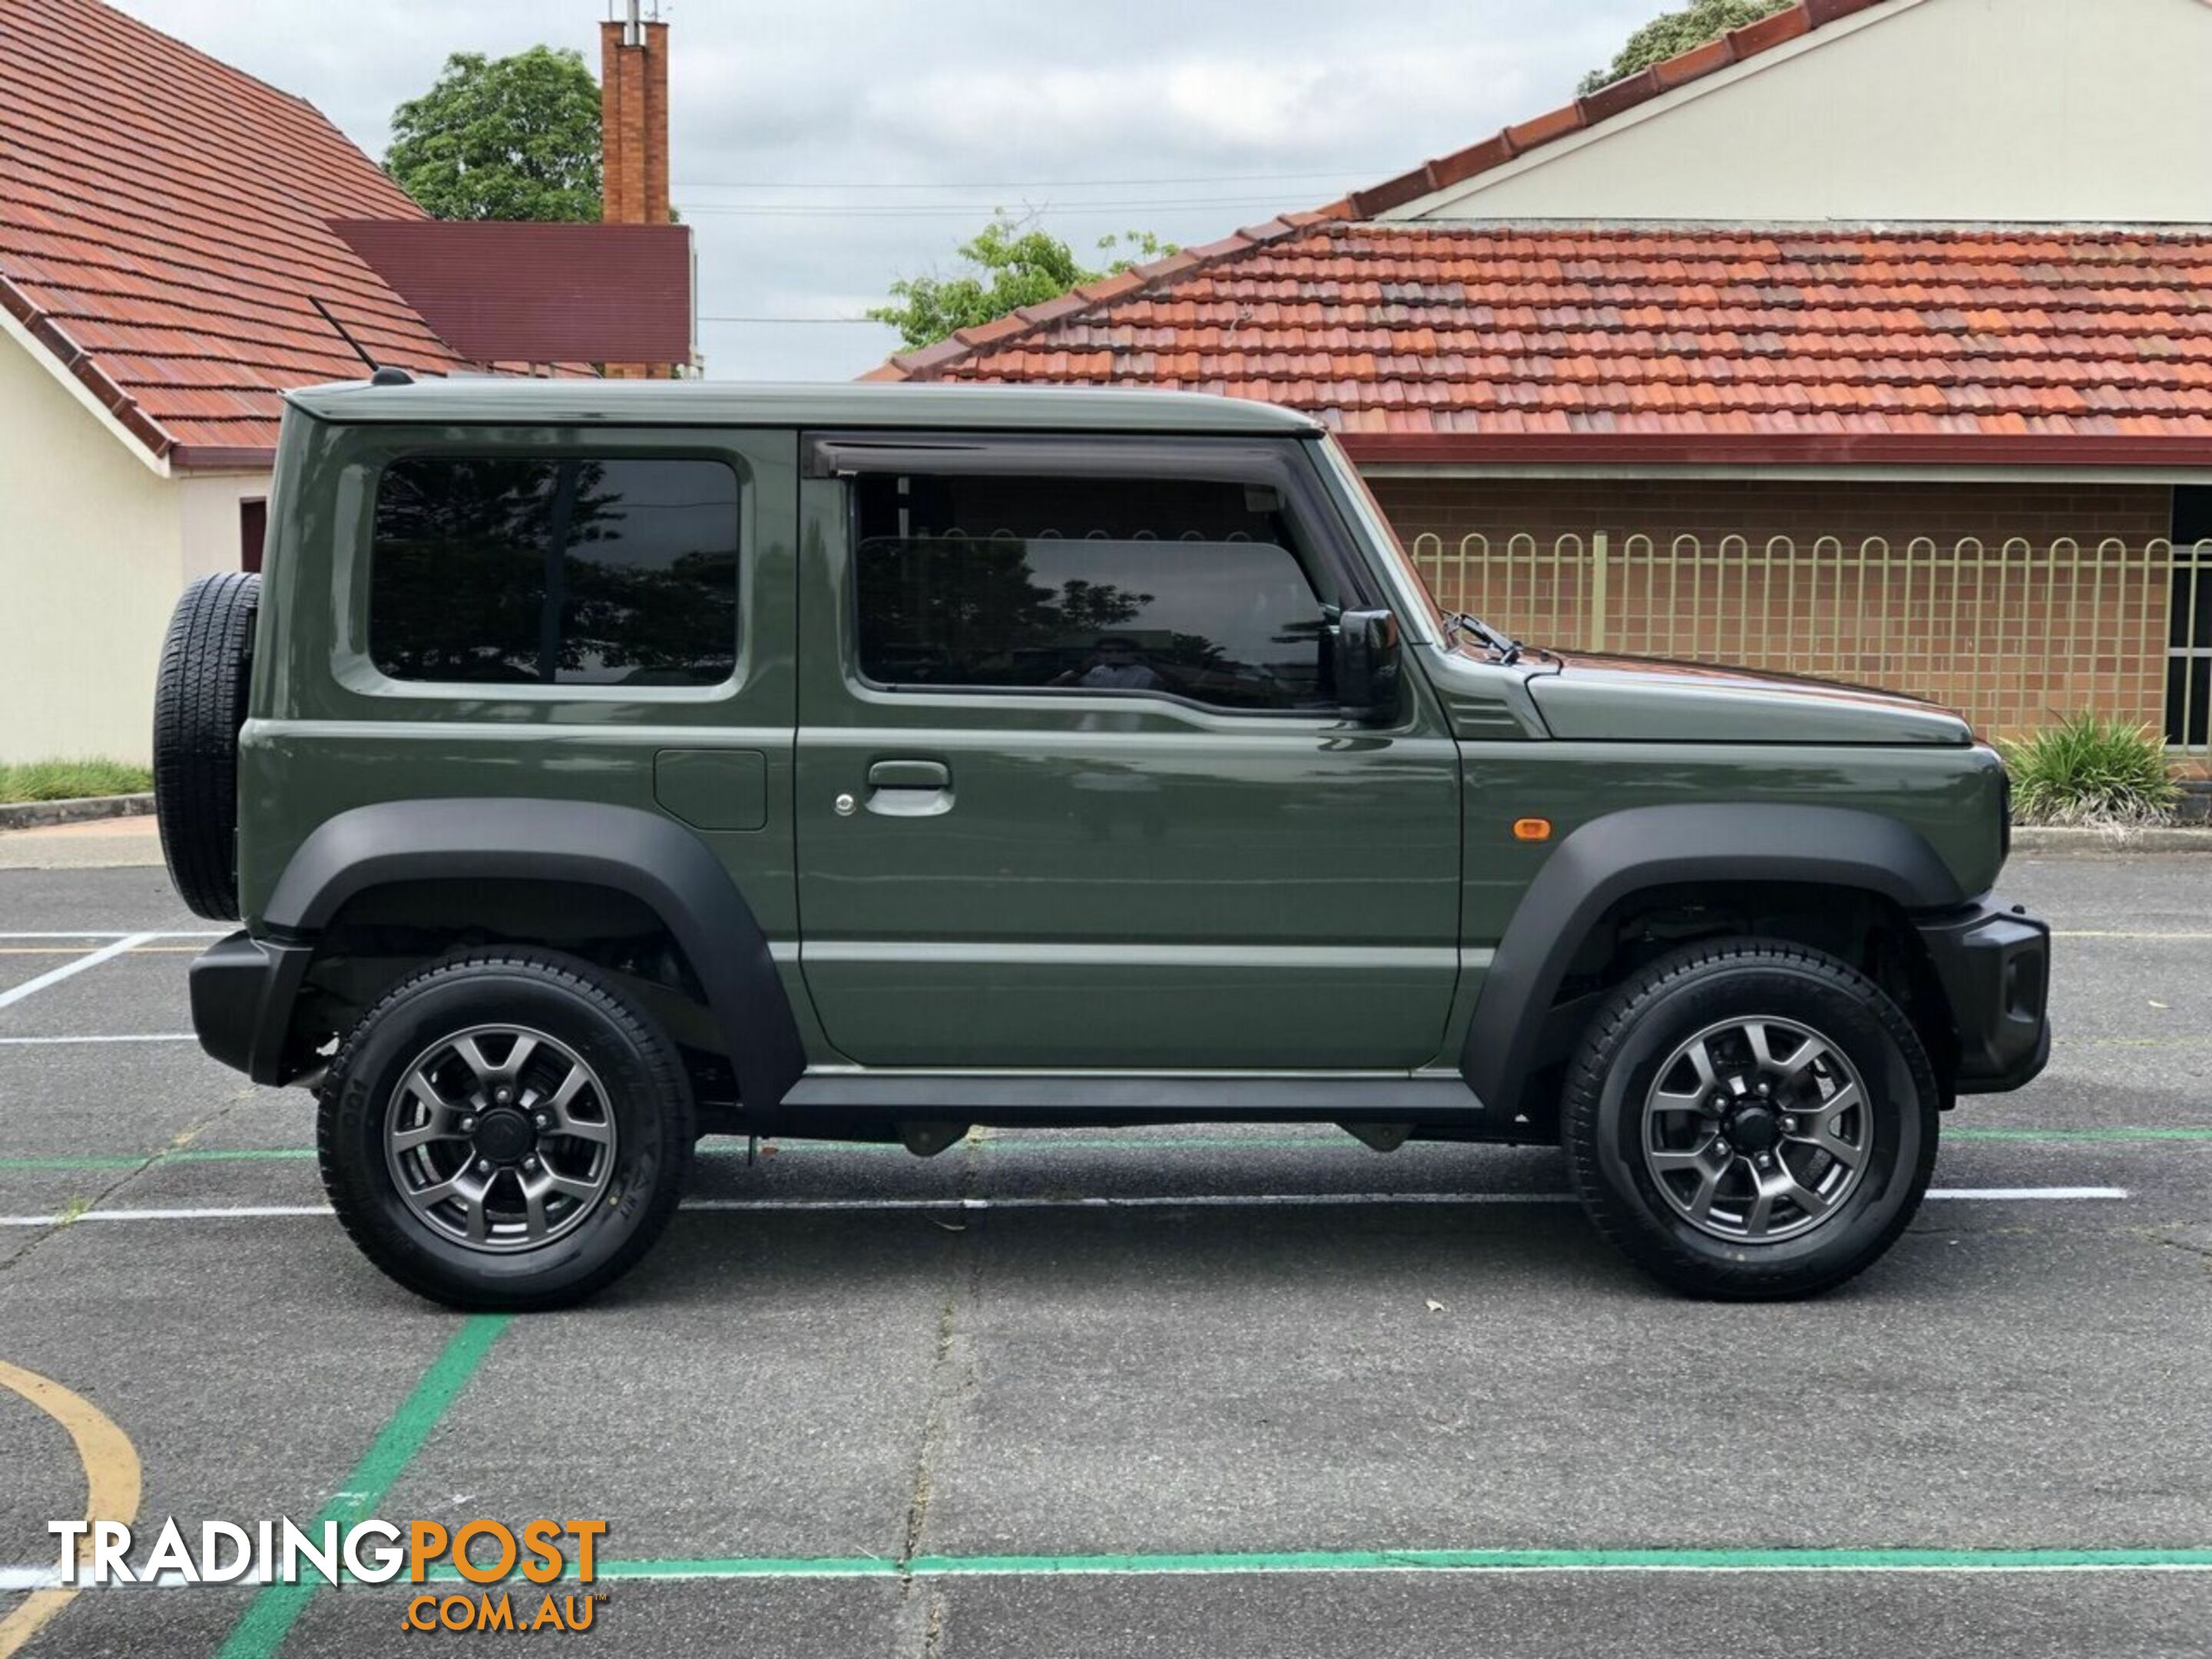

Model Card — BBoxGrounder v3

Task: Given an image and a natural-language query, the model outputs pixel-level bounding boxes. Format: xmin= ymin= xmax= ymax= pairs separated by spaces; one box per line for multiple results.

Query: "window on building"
xmin=240 ymin=498 xmax=267 ymax=574
xmin=2170 ymin=485 xmax=2212 ymax=748
xmin=850 ymin=471 xmax=1336 ymax=712
xmin=369 ymin=455 xmax=740 ymax=686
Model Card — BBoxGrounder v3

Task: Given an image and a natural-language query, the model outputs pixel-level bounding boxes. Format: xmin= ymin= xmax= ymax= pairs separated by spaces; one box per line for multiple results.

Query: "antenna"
xmin=308 ymin=296 xmax=412 ymax=385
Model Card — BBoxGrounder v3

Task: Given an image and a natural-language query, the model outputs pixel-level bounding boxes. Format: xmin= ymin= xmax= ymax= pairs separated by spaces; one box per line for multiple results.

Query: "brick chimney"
xmin=600 ymin=2 xmax=671 ymax=375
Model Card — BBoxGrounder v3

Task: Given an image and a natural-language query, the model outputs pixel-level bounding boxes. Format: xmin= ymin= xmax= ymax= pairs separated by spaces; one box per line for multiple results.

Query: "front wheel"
xmin=1561 ymin=939 xmax=1939 ymax=1300
xmin=318 ymin=950 xmax=695 ymax=1310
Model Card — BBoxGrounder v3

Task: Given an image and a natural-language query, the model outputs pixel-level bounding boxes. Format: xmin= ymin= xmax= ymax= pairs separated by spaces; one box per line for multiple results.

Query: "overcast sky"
xmin=112 ymin=0 xmax=1644 ymax=381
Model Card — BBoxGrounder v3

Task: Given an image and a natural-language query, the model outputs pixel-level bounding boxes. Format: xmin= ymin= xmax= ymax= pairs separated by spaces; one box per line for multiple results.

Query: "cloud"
xmin=110 ymin=0 xmax=1644 ymax=379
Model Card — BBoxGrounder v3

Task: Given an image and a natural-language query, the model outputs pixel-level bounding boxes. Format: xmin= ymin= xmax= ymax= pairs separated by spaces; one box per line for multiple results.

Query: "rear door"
xmin=791 ymin=433 xmax=1462 ymax=1071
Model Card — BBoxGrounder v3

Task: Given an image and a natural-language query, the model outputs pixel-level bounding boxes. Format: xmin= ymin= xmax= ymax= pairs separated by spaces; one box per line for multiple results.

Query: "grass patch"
xmin=0 ymin=757 xmax=153 ymax=803
xmin=2002 ymin=714 xmax=2181 ymax=826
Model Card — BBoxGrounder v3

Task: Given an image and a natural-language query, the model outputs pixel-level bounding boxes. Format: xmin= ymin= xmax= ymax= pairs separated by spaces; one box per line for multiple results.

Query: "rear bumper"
xmin=1915 ymin=896 xmax=2051 ymax=1094
xmin=189 ymin=930 xmax=313 ymax=1085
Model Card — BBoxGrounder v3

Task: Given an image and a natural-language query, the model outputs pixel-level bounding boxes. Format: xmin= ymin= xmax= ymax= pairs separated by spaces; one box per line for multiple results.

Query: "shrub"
xmin=2000 ymin=714 xmax=2180 ymax=826
xmin=0 ymin=757 xmax=154 ymax=803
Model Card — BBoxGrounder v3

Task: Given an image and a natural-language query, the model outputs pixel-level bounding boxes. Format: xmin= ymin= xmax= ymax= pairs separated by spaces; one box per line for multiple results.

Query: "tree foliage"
xmin=869 ymin=216 xmax=1177 ymax=350
xmin=1577 ymin=0 xmax=1793 ymax=94
xmin=386 ymin=46 xmax=603 ymax=222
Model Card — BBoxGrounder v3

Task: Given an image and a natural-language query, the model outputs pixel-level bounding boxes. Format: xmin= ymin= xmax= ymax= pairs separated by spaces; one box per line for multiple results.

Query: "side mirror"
xmin=1331 ymin=608 xmax=1399 ymax=717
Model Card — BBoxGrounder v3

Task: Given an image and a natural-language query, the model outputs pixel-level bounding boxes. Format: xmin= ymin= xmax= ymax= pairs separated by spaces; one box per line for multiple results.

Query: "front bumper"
xmin=189 ymin=929 xmax=314 ymax=1085
xmin=1914 ymin=896 xmax=2051 ymax=1094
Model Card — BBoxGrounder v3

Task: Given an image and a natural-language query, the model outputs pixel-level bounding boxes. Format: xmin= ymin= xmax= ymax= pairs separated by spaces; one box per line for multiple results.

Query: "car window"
xmin=851 ymin=471 xmax=1333 ymax=711
xmin=369 ymin=455 xmax=740 ymax=686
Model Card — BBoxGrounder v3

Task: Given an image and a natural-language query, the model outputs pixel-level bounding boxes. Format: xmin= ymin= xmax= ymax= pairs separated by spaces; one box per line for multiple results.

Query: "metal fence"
xmin=1407 ymin=532 xmax=2212 ymax=754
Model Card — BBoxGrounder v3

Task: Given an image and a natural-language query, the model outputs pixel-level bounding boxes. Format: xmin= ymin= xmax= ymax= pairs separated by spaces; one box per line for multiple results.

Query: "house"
xmin=0 ymin=0 xmax=689 ymax=763
xmin=867 ymin=0 xmax=2212 ymax=763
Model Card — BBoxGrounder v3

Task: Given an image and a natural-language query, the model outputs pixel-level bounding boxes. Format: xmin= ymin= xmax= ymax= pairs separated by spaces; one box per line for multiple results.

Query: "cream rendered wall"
xmin=1396 ymin=0 xmax=2212 ymax=223
xmin=0 ymin=333 xmax=267 ymax=765
xmin=180 ymin=471 xmax=269 ymax=584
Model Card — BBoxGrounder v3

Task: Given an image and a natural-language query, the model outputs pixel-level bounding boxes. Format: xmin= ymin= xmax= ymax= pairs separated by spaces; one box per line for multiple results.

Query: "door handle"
xmin=863 ymin=758 xmax=953 ymax=817
xmin=868 ymin=760 xmax=950 ymax=790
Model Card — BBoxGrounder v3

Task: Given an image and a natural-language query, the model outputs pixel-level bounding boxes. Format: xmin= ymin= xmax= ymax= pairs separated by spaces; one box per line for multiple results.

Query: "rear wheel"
xmin=1561 ymin=939 xmax=1939 ymax=1300
xmin=318 ymin=950 xmax=694 ymax=1310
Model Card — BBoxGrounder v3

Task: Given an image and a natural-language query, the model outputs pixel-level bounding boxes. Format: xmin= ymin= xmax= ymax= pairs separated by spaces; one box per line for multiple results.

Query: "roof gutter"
xmin=1339 ymin=432 xmax=2212 ymax=470
xmin=169 ymin=444 xmax=279 ymax=474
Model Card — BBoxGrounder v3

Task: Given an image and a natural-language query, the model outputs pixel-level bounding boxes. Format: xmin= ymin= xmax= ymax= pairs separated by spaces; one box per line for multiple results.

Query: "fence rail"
xmin=1408 ymin=532 xmax=2212 ymax=753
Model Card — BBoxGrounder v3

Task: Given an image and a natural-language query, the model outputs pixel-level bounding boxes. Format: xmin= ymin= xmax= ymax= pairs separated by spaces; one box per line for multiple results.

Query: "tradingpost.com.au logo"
xmin=52 ymin=1516 xmax=609 ymax=1634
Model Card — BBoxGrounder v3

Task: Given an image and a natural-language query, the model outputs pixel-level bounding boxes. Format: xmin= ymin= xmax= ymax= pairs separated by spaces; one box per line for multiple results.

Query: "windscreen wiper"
xmin=1443 ymin=611 xmax=1523 ymax=665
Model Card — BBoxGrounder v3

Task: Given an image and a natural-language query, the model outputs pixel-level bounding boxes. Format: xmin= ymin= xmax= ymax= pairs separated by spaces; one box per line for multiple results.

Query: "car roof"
xmin=283 ymin=378 xmax=1321 ymax=437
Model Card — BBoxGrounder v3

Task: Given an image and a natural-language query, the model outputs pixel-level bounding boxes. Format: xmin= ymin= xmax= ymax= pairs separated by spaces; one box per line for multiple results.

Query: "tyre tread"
xmin=153 ymin=571 xmax=259 ymax=919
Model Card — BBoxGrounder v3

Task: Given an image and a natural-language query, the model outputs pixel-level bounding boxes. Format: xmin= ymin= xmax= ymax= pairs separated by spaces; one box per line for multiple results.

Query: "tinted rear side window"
xmin=370 ymin=455 xmax=740 ymax=686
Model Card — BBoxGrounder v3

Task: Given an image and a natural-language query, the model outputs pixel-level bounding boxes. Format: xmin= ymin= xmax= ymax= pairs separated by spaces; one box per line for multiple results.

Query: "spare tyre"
xmin=154 ymin=571 xmax=259 ymax=920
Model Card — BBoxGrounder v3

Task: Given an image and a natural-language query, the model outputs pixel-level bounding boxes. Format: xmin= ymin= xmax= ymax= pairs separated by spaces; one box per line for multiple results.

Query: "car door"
xmin=792 ymin=432 xmax=1462 ymax=1071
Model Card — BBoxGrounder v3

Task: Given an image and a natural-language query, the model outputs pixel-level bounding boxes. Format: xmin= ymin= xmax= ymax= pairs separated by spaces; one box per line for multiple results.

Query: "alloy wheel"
xmin=382 ymin=1025 xmax=618 ymax=1253
xmin=1640 ymin=1015 xmax=1870 ymax=1243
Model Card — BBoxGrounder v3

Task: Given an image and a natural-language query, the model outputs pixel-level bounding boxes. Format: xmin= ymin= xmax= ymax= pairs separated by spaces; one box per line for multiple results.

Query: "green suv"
xmin=154 ymin=379 xmax=2049 ymax=1310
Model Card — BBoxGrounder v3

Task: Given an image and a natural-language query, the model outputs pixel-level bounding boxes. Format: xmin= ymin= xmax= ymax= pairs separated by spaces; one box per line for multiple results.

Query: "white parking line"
xmin=0 ymin=1187 xmax=2130 ymax=1229
xmin=0 ymin=935 xmax=157 ymax=1012
xmin=0 ymin=1035 xmax=196 ymax=1046
xmin=0 ymin=1034 xmax=197 ymax=1048
xmin=0 ymin=932 xmax=226 ymax=940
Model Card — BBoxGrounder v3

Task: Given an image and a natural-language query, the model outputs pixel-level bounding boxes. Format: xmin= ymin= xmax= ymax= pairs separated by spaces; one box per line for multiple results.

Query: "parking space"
xmin=1 ymin=856 xmax=2208 ymax=1656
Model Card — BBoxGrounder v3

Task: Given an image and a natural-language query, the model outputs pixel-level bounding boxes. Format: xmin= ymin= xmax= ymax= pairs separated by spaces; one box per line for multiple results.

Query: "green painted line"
xmin=215 ymin=1313 xmax=510 ymax=1659
xmin=0 ymin=1154 xmax=147 ymax=1172
xmin=0 ymin=1148 xmax=314 ymax=1173
xmin=428 ymin=1545 xmax=2212 ymax=1584
xmin=1948 ymin=1127 xmax=2212 ymax=1143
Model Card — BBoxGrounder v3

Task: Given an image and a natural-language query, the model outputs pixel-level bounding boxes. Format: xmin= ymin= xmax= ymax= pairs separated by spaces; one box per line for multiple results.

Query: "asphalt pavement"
xmin=0 ymin=849 xmax=2207 ymax=1657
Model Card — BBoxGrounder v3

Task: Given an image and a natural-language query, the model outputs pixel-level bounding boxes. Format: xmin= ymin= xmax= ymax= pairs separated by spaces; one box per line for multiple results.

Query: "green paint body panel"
xmin=232 ymin=383 xmax=2022 ymax=1102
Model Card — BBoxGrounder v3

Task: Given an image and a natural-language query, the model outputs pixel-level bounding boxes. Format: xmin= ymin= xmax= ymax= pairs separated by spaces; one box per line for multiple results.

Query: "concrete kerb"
xmin=0 ymin=795 xmax=154 ymax=833
xmin=2012 ymin=825 xmax=2212 ymax=854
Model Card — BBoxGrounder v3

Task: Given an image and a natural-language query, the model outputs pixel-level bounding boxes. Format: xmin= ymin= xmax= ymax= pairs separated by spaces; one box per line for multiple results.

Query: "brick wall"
xmin=1366 ymin=475 xmax=2182 ymax=746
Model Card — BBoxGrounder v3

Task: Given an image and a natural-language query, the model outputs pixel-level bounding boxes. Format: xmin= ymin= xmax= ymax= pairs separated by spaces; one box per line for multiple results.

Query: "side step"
xmin=776 ymin=1071 xmax=1485 ymax=1122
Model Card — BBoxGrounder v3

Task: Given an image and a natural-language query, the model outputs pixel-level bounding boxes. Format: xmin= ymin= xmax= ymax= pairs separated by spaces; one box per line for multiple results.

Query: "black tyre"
xmin=1561 ymin=939 xmax=1939 ymax=1300
xmin=318 ymin=950 xmax=695 ymax=1310
xmin=153 ymin=571 xmax=259 ymax=920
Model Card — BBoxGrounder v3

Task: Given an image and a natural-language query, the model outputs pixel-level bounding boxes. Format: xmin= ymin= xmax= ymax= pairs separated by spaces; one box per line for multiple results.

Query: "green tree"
xmin=869 ymin=216 xmax=1177 ymax=350
xmin=1577 ymin=0 xmax=1792 ymax=94
xmin=386 ymin=46 xmax=602 ymax=222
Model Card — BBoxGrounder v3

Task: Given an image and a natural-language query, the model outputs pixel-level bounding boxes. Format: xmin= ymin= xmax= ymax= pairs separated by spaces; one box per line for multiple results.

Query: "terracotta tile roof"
xmin=869 ymin=223 xmax=2212 ymax=465
xmin=0 ymin=0 xmax=477 ymax=469
xmin=866 ymin=0 xmax=2212 ymax=466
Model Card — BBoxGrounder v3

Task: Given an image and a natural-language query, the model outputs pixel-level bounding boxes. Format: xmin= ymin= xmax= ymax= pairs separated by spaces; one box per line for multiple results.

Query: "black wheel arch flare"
xmin=1461 ymin=803 xmax=1967 ymax=1114
xmin=262 ymin=799 xmax=806 ymax=1111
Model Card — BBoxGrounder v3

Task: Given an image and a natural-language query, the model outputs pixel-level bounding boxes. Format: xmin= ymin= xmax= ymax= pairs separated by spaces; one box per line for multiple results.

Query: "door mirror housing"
xmin=1331 ymin=608 xmax=1399 ymax=717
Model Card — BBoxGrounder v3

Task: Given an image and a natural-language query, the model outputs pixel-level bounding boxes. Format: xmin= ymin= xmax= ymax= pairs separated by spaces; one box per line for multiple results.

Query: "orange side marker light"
xmin=1512 ymin=817 xmax=1552 ymax=842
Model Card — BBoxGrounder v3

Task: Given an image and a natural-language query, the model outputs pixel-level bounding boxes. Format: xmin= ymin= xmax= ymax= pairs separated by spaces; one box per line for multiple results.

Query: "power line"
xmin=674 ymin=194 xmax=1315 ymax=217
xmin=673 ymin=167 xmax=1394 ymax=190
xmin=699 ymin=315 xmax=885 ymax=325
